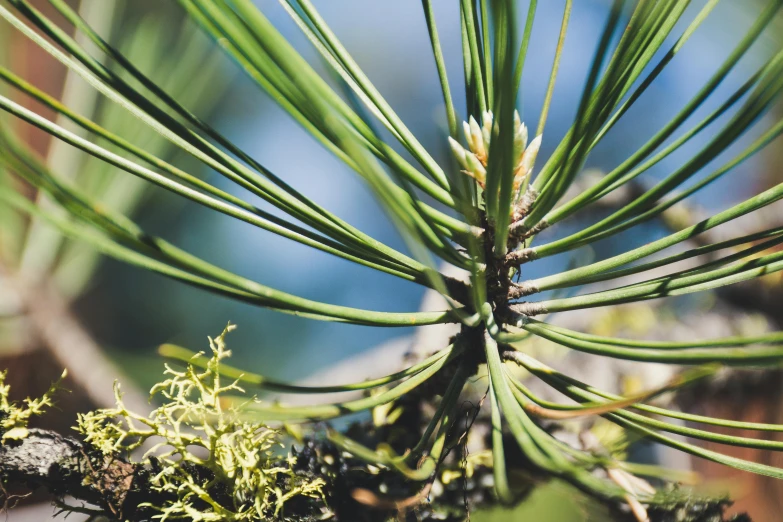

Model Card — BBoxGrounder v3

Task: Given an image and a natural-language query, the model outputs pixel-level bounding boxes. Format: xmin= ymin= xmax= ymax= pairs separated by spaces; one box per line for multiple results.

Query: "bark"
xmin=0 ymin=429 xmax=158 ymax=521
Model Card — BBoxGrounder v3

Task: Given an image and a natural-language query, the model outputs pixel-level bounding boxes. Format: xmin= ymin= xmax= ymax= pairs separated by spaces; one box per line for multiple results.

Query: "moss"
xmin=638 ymin=487 xmax=751 ymax=522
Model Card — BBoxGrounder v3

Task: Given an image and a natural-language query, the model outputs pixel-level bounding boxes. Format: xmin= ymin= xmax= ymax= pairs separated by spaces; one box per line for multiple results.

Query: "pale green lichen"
xmin=0 ymin=368 xmax=65 ymax=442
xmin=75 ymin=323 xmax=326 ymax=521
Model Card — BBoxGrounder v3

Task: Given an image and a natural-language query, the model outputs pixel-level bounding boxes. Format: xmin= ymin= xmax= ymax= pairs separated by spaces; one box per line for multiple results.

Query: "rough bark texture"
xmin=0 ymin=429 xmax=158 ymax=521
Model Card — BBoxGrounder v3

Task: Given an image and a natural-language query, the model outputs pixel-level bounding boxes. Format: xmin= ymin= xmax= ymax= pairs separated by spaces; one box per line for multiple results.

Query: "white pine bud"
xmin=448 ymin=137 xmax=470 ymax=170
xmin=468 ymin=116 xmax=487 ymax=164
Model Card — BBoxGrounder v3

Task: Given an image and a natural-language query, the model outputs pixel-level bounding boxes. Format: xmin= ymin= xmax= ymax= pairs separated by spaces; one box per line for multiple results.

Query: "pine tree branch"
xmin=0 ymin=428 xmax=152 ymax=520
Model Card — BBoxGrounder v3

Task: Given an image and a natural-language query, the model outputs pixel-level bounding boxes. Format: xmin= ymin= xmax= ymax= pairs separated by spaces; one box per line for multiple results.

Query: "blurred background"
xmin=2 ymin=0 xmax=783 ymax=520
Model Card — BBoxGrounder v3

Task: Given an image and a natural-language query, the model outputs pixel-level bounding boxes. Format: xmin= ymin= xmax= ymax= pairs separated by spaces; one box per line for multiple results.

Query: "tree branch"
xmin=1 ymin=428 xmax=169 ymax=521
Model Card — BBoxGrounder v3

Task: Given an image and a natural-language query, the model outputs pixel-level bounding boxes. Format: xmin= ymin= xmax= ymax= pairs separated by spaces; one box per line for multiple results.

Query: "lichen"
xmin=0 ymin=368 xmax=65 ymax=442
xmin=75 ymin=323 xmax=326 ymax=521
